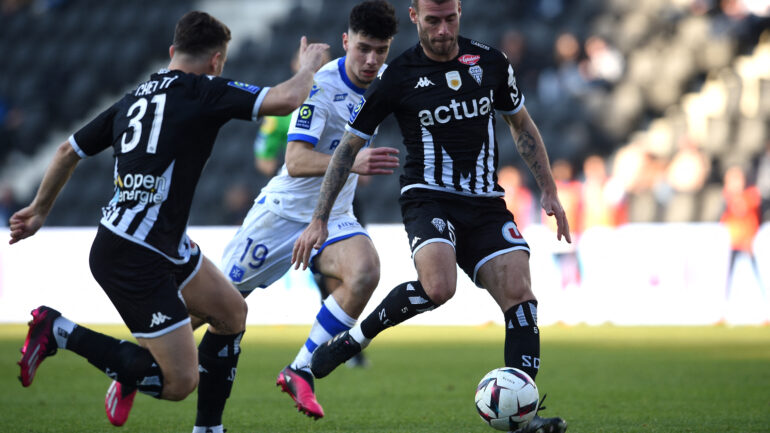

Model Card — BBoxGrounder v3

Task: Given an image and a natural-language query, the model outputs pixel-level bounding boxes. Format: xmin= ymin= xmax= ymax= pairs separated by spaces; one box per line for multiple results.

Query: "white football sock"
xmin=192 ymin=425 xmax=223 ymax=433
xmin=349 ymin=325 xmax=371 ymax=349
xmin=52 ymin=316 xmax=76 ymax=349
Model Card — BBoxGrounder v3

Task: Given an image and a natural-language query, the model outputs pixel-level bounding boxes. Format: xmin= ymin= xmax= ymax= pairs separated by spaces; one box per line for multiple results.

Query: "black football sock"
xmin=195 ymin=330 xmax=244 ymax=427
xmin=359 ymin=281 xmax=437 ymax=339
xmin=66 ymin=325 xmax=163 ymax=397
xmin=503 ymin=300 xmax=540 ymax=380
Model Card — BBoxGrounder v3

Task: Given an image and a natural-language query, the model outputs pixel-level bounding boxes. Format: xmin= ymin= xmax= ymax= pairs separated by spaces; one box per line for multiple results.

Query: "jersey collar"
xmin=337 ymin=57 xmax=367 ymax=95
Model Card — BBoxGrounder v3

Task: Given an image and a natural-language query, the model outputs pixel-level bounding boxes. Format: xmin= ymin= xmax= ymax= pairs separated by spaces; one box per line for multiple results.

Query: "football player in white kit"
xmin=220 ymin=0 xmax=399 ymax=419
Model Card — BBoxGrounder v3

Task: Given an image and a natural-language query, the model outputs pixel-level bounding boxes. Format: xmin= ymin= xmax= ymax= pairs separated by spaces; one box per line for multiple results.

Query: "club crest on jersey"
xmin=445 ymin=71 xmax=462 ymax=91
xmin=227 ymin=81 xmax=261 ymax=94
xmin=309 ymin=83 xmax=322 ymax=99
xmin=349 ymin=97 xmax=365 ymax=124
xmin=458 ymin=54 xmax=480 ymax=65
xmin=295 ymin=104 xmax=315 ymax=129
xmin=431 ymin=218 xmax=446 ymax=233
xmin=469 ymin=65 xmax=483 ymax=85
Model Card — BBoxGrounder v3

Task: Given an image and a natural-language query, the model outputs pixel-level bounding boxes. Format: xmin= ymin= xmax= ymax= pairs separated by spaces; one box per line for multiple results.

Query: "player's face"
xmin=410 ymin=0 xmax=461 ymax=60
xmin=343 ymin=31 xmax=392 ymax=88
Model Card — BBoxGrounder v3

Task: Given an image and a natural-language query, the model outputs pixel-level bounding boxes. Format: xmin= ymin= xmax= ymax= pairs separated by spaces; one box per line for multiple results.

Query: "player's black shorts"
xmin=399 ymin=188 xmax=530 ymax=286
xmin=89 ymin=225 xmax=201 ymax=338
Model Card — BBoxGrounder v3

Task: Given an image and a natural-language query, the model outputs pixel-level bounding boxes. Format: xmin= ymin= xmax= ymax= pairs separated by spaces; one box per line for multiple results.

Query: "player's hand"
xmin=541 ymin=192 xmax=572 ymax=243
xmin=352 ymin=147 xmax=400 ymax=175
xmin=297 ymin=36 xmax=330 ymax=73
xmin=292 ymin=218 xmax=329 ymax=270
xmin=8 ymin=206 xmax=45 ymax=245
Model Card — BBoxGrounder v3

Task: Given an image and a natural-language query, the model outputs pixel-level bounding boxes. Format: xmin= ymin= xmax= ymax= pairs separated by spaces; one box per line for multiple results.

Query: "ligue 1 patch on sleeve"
xmin=349 ymin=97 xmax=365 ymax=124
xmin=295 ymin=104 xmax=315 ymax=129
xmin=227 ymin=81 xmax=261 ymax=94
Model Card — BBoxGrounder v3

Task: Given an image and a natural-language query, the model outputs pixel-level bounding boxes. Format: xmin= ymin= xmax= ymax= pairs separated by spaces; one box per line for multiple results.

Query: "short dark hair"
xmin=173 ymin=11 xmax=232 ymax=56
xmin=349 ymin=0 xmax=398 ymax=40
xmin=410 ymin=0 xmax=454 ymax=11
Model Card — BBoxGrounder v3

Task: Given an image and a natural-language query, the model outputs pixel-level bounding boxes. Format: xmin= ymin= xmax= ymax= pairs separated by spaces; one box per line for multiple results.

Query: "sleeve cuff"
xmin=344 ymin=124 xmax=373 ymax=141
xmin=252 ymin=86 xmax=271 ymax=122
xmin=68 ymin=135 xmax=88 ymax=159
xmin=287 ymin=133 xmax=320 ymax=147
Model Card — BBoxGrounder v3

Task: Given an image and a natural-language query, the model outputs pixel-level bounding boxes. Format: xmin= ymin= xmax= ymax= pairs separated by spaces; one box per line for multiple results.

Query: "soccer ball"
xmin=474 ymin=367 xmax=539 ymax=431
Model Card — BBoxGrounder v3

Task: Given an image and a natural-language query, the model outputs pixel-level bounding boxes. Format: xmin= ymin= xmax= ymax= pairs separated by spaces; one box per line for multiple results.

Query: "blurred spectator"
xmin=720 ymin=164 xmax=763 ymax=292
xmin=543 ymin=159 xmax=582 ymax=288
xmin=0 ymin=101 xmax=24 ymax=164
xmin=538 ymin=32 xmax=588 ymax=104
xmin=755 ymin=141 xmax=770 ymax=222
xmin=499 ymin=29 xmax=542 ymax=94
xmin=0 ymin=184 xmax=21 ymax=227
xmin=580 ymin=35 xmax=625 ymax=88
xmin=659 ymin=139 xmax=710 ymax=221
xmin=497 ymin=165 xmax=536 ymax=229
xmin=222 ymin=183 xmax=252 ymax=226
xmin=581 ymin=154 xmax=624 ymax=229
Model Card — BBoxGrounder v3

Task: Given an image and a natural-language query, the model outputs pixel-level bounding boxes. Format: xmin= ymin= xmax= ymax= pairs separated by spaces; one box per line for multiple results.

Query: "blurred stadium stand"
xmin=0 ymin=0 xmax=768 ymax=226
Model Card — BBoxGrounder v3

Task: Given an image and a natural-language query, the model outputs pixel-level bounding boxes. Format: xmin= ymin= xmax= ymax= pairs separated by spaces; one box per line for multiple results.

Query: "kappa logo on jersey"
xmin=309 ymin=83 xmax=322 ymax=99
xmin=334 ymin=92 xmax=348 ymax=101
xmin=469 ymin=65 xmax=483 ymax=85
xmin=414 ymin=76 xmax=435 ymax=88
xmin=418 ymin=89 xmax=494 ymax=126
xmin=149 ymin=312 xmax=171 ymax=328
xmin=115 ymin=173 xmax=167 ymax=205
xmin=227 ymin=81 xmax=261 ymax=94
xmin=431 ymin=218 xmax=446 ymax=233
xmin=458 ymin=54 xmax=480 ymax=65
xmin=295 ymin=104 xmax=315 ymax=129
xmin=445 ymin=71 xmax=462 ymax=90
xmin=349 ymin=97 xmax=365 ymax=124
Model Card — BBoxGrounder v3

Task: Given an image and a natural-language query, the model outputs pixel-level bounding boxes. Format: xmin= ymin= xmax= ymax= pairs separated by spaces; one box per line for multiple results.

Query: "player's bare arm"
xmin=259 ymin=37 xmax=330 ymax=116
xmin=9 ymin=141 xmax=80 ymax=244
xmin=503 ymin=108 xmax=572 ymax=243
xmin=285 ymin=140 xmax=399 ymax=177
xmin=291 ymin=131 xmax=367 ymax=269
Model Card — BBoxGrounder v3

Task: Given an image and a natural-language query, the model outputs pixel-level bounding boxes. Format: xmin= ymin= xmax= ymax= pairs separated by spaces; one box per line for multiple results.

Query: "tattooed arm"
xmin=502 ymin=106 xmax=572 ymax=243
xmin=292 ymin=131 xmax=368 ymax=268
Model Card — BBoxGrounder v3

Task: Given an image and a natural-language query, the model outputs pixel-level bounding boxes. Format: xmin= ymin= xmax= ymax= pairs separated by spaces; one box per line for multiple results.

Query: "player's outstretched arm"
xmin=285 ymin=140 xmax=399 ymax=177
xmin=503 ymin=108 xmax=572 ymax=243
xmin=9 ymin=141 xmax=81 ymax=244
xmin=259 ymin=37 xmax=330 ymax=117
xmin=291 ymin=131 xmax=367 ymax=268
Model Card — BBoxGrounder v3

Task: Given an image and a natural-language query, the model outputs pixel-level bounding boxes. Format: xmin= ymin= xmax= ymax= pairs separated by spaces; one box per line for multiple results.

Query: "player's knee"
xmin=423 ymin=281 xmax=455 ymax=305
xmin=218 ymin=294 xmax=248 ymax=333
xmin=349 ymin=266 xmax=380 ymax=296
xmin=162 ymin=369 xmax=199 ymax=401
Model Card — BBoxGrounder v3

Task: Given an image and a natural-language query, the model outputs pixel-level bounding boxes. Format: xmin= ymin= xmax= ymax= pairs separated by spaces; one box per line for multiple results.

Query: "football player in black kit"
xmin=293 ymin=1 xmax=570 ymax=432
xmin=9 ymin=11 xmax=328 ymax=433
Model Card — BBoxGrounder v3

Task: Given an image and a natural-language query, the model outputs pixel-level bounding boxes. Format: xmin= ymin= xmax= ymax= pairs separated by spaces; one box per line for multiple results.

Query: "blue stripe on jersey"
xmin=316 ymin=303 xmax=349 ymax=338
xmin=287 ymin=133 xmax=320 ymax=146
xmin=337 ymin=57 xmax=367 ymax=95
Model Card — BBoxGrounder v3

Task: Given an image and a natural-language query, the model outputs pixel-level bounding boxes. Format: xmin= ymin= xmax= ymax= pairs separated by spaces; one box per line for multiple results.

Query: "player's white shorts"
xmin=220 ymin=200 xmax=369 ymax=295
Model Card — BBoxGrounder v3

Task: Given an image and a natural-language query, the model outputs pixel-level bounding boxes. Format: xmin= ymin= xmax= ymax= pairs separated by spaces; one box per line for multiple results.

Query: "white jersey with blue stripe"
xmin=260 ymin=57 xmax=381 ymax=223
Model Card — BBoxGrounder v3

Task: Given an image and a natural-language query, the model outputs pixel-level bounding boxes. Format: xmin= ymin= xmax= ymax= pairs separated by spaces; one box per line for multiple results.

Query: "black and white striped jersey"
xmin=346 ymin=36 xmax=524 ymax=197
xmin=70 ymin=69 xmax=268 ymax=263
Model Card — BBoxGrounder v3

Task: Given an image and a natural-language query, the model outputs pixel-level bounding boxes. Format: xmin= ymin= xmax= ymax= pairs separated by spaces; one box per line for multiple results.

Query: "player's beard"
xmin=418 ymin=24 xmax=457 ymax=58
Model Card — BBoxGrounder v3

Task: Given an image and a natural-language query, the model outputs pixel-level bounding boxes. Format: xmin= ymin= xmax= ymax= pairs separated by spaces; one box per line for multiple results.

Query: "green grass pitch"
xmin=1 ymin=324 xmax=768 ymax=432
